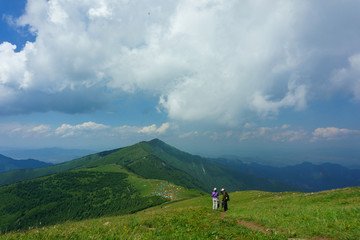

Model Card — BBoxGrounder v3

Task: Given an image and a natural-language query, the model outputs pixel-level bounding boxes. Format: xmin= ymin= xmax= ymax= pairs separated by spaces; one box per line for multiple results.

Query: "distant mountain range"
xmin=1 ymin=147 xmax=95 ymax=163
xmin=0 ymin=154 xmax=52 ymax=172
xmin=211 ymin=158 xmax=360 ymax=192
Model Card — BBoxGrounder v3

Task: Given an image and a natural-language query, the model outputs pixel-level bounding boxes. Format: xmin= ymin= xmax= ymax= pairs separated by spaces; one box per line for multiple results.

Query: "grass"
xmin=0 ymin=207 xmax=285 ymax=240
xmin=226 ymin=188 xmax=360 ymax=239
xmin=1 ymin=187 xmax=359 ymax=240
xmin=164 ymin=187 xmax=360 ymax=239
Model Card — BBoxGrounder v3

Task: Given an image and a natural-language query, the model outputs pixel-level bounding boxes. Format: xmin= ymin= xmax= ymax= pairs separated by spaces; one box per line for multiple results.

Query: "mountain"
xmin=0 ymin=139 xmax=295 ymax=192
xmin=0 ymin=154 xmax=53 ymax=173
xmin=212 ymin=158 xmax=360 ymax=192
xmin=142 ymin=139 xmax=294 ymax=192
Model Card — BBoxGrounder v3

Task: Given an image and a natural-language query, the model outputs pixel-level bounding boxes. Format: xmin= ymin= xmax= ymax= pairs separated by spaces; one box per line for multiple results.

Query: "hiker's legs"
xmin=224 ymin=201 xmax=228 ymax=211
xmin=213 ymin=198 xmax=218 ymax=210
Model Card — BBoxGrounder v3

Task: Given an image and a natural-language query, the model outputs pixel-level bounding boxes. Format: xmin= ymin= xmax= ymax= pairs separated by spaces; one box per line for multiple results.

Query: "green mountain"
xmin=140 ymin=139 xmax=294 ymax=192
xmin=0 ymin=139 xmax=294 ymax=192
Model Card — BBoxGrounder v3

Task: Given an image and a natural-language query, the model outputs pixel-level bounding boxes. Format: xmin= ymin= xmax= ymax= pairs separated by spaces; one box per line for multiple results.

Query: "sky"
xmin=0 ymin=0 xmax=360 ymax=167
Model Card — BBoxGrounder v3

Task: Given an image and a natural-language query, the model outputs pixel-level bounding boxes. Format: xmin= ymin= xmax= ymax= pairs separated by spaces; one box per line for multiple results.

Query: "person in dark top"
xmin=221 ymin=188 xmax=230 ymax=211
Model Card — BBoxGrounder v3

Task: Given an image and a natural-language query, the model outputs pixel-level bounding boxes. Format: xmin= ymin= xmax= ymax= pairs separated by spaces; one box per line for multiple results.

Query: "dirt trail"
xmin=236 ymin=219 xmax=274 ymax=235
xmin=220 ymin=211 xmax=330 ymax=240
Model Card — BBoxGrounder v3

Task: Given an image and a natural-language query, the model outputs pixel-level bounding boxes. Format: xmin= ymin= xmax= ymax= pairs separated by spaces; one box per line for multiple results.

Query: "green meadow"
xmin=2 ymin=187 xmax=359 ymax=240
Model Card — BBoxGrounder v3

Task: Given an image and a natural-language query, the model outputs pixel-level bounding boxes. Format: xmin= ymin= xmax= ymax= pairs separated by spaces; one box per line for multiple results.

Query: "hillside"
xmin=0 ymin=154 xmax=52 ymax=172
xmin=0 ymin=163 xmax=203 ymax=233
xmin=2 ymin=187 xmax=359 ymax=239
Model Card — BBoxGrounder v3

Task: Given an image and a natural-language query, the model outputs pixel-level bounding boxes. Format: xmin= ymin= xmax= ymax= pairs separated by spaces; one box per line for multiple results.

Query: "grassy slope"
xmin=2 ymin=187 xmax=359 ymax=240
xmin=83 ymin=143 xmax=207 ymax=191
xmin=86 ymin=164 xmax=204 ymax=199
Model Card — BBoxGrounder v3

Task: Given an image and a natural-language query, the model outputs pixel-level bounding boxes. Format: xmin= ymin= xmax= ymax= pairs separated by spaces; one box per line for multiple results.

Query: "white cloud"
xmin=138 ymin=122 xmax=170 ymax=135
xmin=156 ymin=122 xmax=170 ymax=134
xmin=55 ymin=121 xmax=110 ymax=137
xmin=239 ymin=125 xmax=307 ymax=142
xmin=1 ymin=0 xmax=360 ymax=126
xmin=312 ymin=127 xmax=360 ymax=141
xmin=138 ymin=124 xmax=157 ymax=134
xmin=251 ymin=81 xmax=307 ymax=116
xmin=0 ymin=123 xmax=51 ymax=138
xmin=179 ymin=131 xmax=199 ymax=139
xmin=0 ymin=121 xmax=172 ymax=143
xmin=28 ymin=124 xmax=51 ymax=135
xmin=88 ymin=1 xmax=112 ymax=19
xmin=331 ymin=54 xmax=360 ymax=99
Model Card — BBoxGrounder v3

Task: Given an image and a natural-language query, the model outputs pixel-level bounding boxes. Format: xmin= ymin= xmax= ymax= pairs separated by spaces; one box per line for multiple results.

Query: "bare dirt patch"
xmin=236 ymin=219 xmax=331 ymax=240
xmin=236 ymin=219 xmax=273 ymax=234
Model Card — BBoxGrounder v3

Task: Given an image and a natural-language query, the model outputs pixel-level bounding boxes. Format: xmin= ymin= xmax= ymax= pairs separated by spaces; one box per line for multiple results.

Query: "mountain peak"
xmin=148 ymin=138 xmax=165 ymax=145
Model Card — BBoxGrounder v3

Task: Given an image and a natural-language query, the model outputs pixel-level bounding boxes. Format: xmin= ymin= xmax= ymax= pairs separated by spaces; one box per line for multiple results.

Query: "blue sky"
xmin=1 ymin=0 xmax=360 ymax=167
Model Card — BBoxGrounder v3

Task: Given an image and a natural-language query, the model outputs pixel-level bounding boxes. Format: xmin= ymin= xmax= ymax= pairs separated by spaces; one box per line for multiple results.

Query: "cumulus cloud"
xmin=0 ymin=123 xmax=52 ymax=138
xmin=312 ymin=127 xmax=360 ymax=141
xmin=1 ymin=0 xmax=360 ymax=126
xmin=27 ymin=124 xmax=51 ymax=135
xmin=179 ymin=131 xmax=199 ymax=139
xmin=138 ymin=122 xmax=170 ymax=135
xmin=0 ymin=121 xmax=171 ymax=141
xmin=251 ymin=81 xmax=307 ymax=115
xmin=55 ymin=121 xmax=110 ymax=137
xmin=331 ymin=54 xmax=360 ymax=99
xmin=239 ymin=125 xmax=307 ymax=142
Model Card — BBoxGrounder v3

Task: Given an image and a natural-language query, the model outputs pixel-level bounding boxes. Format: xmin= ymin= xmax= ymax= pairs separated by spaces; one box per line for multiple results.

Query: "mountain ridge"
xmin=0 ymin=154 xmax=53 ymax=173
xmin=1 ymin=147 xmax=95 ymax=163
xmin=0 ymin=139 xmax=294 ymax=192
xmin=211 ymin=158 xmax=360 ymax=192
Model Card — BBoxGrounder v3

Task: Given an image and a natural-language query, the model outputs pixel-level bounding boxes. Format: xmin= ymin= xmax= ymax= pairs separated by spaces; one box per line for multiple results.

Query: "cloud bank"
xmin=312 ymin=127 xmax=360 ymax=141
xmin=1 ymin=0 xmax=360 ymax=125
xmin=0 ymin=121 xmax=171 ymax=139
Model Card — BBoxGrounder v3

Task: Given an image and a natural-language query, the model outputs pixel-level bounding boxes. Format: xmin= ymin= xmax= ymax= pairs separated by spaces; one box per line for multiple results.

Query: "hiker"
xmin=211 ymin=187 xmax=219 ymax=210
xmin=221 ymin=188 xmax=230 ymax=211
